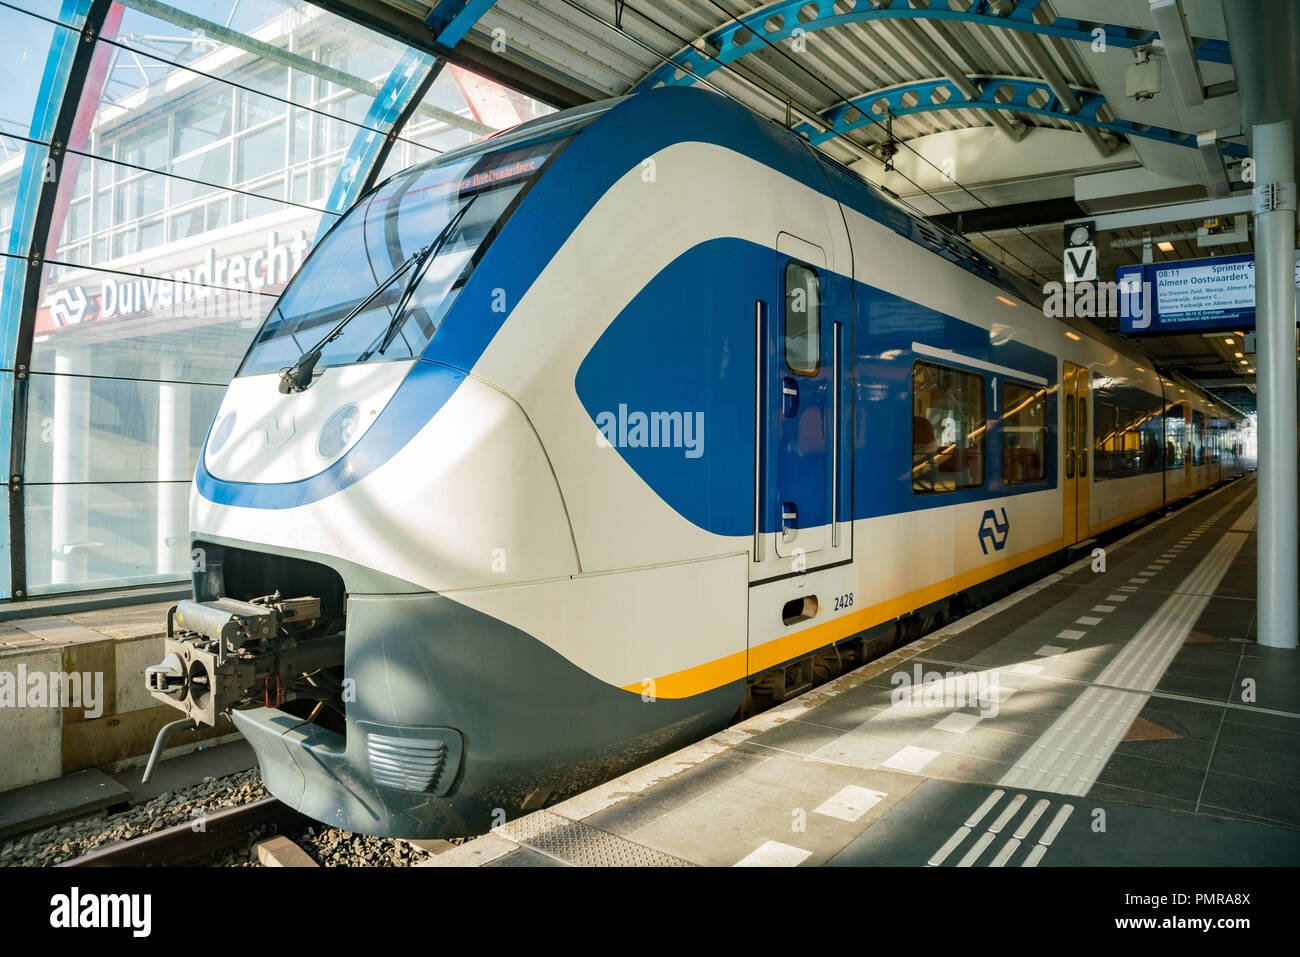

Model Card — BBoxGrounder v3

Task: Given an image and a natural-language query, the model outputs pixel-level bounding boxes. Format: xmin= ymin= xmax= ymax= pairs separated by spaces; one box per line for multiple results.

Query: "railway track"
xmin=56 ymin=797 xmax=307 ymax=867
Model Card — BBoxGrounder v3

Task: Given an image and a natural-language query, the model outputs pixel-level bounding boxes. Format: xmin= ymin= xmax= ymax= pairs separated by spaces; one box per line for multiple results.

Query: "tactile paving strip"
xmin=494 ymin=811 xmax=693 ymax=867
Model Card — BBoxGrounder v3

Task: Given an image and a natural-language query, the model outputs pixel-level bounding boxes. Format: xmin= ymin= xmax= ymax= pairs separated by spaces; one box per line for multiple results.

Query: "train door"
xmin=753 ymin=231 xmax=849 ymax=573
xmin=1062 ymin=362 xmax=1090 ymax=545
xmin=1183 ymin=407 xmax=1194 ymax=491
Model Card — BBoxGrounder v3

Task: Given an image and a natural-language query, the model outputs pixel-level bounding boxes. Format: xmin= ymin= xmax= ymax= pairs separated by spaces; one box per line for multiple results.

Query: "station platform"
xmin=426 ymin=475 xmax=1300 ymax=867
xmin=0 ymin=592 xmax=233 ymax=801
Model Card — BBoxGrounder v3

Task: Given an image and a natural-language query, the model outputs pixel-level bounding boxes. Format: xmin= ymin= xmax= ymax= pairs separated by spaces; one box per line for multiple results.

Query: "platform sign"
xmin=1063 ymin=221 xmax=1097 ymax=282
xmin=1117 ymin=250 xmax=1300 ymax=334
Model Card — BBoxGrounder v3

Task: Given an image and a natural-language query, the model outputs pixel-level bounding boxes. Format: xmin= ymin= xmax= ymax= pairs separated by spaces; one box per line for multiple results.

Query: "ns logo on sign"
xmin=978 ymin=508 xmax=1010 ymax=555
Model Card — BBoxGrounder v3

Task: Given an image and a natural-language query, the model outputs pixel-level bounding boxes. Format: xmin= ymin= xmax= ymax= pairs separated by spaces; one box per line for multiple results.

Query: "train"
xmin=142 ymin=86 xmax=1248 ymax=838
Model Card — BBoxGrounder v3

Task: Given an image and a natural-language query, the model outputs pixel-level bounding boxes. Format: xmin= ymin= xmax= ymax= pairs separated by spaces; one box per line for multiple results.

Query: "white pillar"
xmin=155 ymin=357 xmax=190 ymax=577
xmin=1253 ymin=118 xmax=1298 ymax=649
xmin=49 ymin=352 xmax=90 ymax=587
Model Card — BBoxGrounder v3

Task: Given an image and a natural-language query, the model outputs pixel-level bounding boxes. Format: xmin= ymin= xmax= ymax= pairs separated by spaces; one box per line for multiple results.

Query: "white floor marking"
xmin=989 ymin=794 xmax=1027 ymax=833
xmin=999 ymin=495 xmax=1255 ymax=796
xmin=1092 ymin=604 xmax=1117 ymax=613
xmin=734 ymin=841 xmax=812 ymax=867
xmin=1010 ymin=662 xmax=1045 ymax=675
xmin=1035 ymin=645 xmax=1067 ymax=656
xmin=882 ymin=745 xmax=941 ymax=773
xmin=1128 ymin=577 xmax=1150 ymax=584
xmin=1057 ymin=629 xmax=1086 ymax=640
xmin=1013 ymin=799 xmax=1052 ymax=840
xmin=813 ymin=785 xmax=887 ymax=822
xmin=928 ymin=827 xmax=971 ymax=866
xmin=931 ymin=792 xmax=1073 ymax=868
xmin=965 ymin=789 xmax=1005 ymax=827
xmin=1119 ymin=586 xmax=1139 ymax=592
xmin=1076 ymin=616 xmax=1102 ymax=626
xmin=1105 ymin=594 xmax=1129 ymax=602
xmin=989 ymin=837 xmax=1021 ymax=867
xmin=957 ymin=831 xmax=996 ymax=866
xmin=934 ymin=712 xmax=981 ymax=734
xmin=1039 ymin=804 xmax=1075 ymax=845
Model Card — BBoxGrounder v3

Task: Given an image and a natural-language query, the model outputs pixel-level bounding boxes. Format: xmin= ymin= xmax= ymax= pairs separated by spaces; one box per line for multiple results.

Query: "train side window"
xmin=1096 ymin=402 xmax=1117 ymax=477
xmin=1001 ymin=380 xmax=1046 ymax=485
xmin=783 ymin=261 xmax=820 ymax=376
xmin=912 ymin=360 xmax=985 ymax=494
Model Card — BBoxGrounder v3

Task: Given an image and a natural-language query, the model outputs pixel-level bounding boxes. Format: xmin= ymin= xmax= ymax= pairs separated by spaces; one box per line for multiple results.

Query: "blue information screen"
xmin=1117 ymin=251 xmax=1300 ymax=334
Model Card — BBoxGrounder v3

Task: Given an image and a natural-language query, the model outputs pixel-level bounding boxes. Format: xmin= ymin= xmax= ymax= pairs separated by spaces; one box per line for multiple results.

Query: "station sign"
xmin=1116 ymin=250 xmax=1300 ymax=334
xmin=1063 ymin=220 xmax=1097 ymax=283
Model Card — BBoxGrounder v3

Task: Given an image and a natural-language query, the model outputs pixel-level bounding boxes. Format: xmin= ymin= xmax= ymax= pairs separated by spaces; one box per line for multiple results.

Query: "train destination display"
xmin=1117 ymin=250 xmax=1300 ymax=334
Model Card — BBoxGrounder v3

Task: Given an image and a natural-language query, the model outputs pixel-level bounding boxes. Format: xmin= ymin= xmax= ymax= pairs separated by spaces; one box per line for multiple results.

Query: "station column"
xmin=1253 ymin=118 xmax=1298 ymax=649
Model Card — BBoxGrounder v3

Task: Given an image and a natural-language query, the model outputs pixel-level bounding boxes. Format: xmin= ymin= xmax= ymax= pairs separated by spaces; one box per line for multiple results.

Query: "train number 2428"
xmin=833 ymin=593 xmax=854 ymax=611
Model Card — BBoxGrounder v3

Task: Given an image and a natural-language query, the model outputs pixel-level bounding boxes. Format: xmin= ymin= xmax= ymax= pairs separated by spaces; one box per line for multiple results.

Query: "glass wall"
xmin=1 ymin=0 xmax=555 ymax=596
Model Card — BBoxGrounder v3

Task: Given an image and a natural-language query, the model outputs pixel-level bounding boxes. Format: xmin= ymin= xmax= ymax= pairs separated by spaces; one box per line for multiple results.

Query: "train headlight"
xmin=317 ymin=403 xmax=361 ymax=460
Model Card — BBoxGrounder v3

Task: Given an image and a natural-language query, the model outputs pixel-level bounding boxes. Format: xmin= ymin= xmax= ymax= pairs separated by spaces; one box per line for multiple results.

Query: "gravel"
xmin=0 ymin=769 xmax=268 ymax=867
xmin=2 ymin=767 xmax=468 ymax=867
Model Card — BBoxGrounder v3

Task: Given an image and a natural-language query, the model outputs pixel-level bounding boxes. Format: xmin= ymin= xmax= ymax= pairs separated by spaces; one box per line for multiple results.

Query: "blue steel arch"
xmin=797 ymin=76 xmax=1249 ymax=158
xmin=632 ymin=0 xmax=1230 ymax=93
xmin=325 ymin=48 xmax=437 ymax=214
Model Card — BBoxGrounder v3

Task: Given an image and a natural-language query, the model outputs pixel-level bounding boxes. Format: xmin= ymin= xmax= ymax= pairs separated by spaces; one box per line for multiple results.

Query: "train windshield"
xmin=237 ymin=132 xmax=571 ymax=377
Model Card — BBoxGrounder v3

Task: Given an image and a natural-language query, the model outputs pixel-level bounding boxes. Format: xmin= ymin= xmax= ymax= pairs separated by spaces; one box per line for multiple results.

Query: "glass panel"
xmin=25 ymin=373 xmax=224 ymax=483
xmin=113 ymin=0 xmax=415 ymax=129
xmin=912 ymin=361 xmax=986 ymax=493
xmin=44 ymin=152 xmax=322 ymax=285
xmin=0 ymin=5 xmax=76 ymax=141
xmin=1166 ymin=404 xmax=1184 ymax=467
xmin=783 ymin=261 xmax=819 ymax=376
xmin=240 ymin=134 xmax=570 ymax=377
xmin=0 ymin=137 xmax=50 ymax=256
xmin=24 ymin=480 xmax=191 ymax=594
xmin=397 ymin=64 xmax=556 ymax=157
xmin=13 ymin=0 xmax=91 ymax=29
xmin=0 ymin=253 xmax=24 ymax=366
xmin=71 ymin=43 xmax=378 ymax=196
xmin=1001 ymin=381 xmax=1046 ymax=485
xmin=374 ymin=137 xmax=441 ymax=184
xmin=30 ymin=260 xmax=287 ymax=382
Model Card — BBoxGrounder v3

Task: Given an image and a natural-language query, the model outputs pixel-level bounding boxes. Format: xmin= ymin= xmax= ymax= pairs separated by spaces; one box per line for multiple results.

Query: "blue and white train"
xmin=144 ymin=87 xmax=1248 ymax=838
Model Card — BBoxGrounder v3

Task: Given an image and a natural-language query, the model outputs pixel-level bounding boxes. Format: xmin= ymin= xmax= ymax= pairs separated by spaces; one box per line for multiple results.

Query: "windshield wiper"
xmin=278 ymin=245 xmax=429 ymax=394
xmin=356 ymin=193 xmax=479 ymax=364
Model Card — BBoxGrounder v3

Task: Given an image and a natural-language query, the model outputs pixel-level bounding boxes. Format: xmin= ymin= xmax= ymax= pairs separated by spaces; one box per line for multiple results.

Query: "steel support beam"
xmin=798 ymin=76 xmax=1247 ymax=159
xmin=1067 ymin=194 xmax=1253 ymax=231
xmin=1150 ymin=0 xmax=1206 ymax=107
xmin=1224 ymin=0 xmax=1299 ymax=650
xmin=312 ymin=0 xmax=594 ymax=109
xmin=424 ymin=0 xmax=499 ymax=48
xmin=633 ymin=0 xmax=1230 ymax=93
xmin=1004 ymin=25 xmax=1115 ymax=155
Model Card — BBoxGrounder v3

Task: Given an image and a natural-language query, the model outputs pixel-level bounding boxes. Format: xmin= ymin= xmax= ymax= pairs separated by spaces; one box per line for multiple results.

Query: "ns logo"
xmin=978 ymin=507 xmax=1010 ymax=555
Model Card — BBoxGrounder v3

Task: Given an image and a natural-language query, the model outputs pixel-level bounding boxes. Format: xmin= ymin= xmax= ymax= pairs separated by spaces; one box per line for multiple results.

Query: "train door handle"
xmin=781 ymin=502 xmax=798 ymax=542
xmin=781 ymin=377 xmax=799 ymax=417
